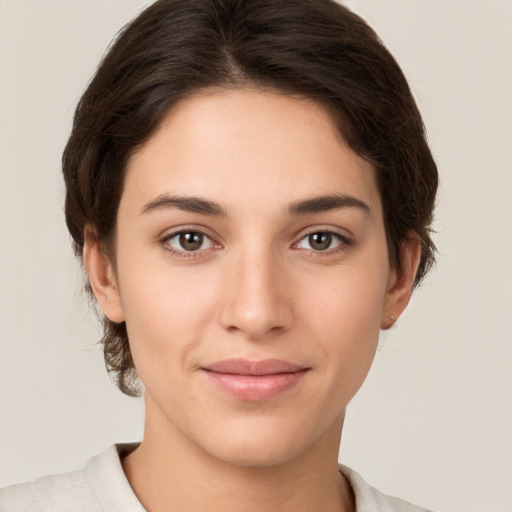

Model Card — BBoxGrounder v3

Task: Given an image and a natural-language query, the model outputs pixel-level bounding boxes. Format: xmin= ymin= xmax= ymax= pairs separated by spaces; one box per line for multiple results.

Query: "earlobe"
xmin=83 ymin=229 xmax=125 ymax=323
xmin=381 ymin=235 xmax=422 ymax=330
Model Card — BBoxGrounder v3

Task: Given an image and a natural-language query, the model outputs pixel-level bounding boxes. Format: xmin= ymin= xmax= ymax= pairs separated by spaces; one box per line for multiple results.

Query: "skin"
xmin=85 ymin=89 xmax=420 ymax=512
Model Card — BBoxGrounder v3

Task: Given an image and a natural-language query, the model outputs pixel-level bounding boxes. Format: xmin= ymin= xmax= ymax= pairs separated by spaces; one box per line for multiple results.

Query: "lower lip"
xmin=203 ymin=369 xmax=309 ymax=401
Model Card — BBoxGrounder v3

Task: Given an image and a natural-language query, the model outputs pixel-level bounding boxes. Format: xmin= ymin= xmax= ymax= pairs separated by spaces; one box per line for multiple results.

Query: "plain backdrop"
xmin=1 ymin=1 xmax=511 ymax=511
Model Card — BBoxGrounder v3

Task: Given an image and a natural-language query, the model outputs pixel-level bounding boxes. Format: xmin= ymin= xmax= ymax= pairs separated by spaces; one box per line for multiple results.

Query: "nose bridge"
xmin=220 ymin=242 xmax=292 ymax=339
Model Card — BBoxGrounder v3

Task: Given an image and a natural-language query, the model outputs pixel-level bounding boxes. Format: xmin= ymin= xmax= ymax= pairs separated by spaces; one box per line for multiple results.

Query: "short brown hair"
xmin=63 ymin=0 xmax=438 ymax=396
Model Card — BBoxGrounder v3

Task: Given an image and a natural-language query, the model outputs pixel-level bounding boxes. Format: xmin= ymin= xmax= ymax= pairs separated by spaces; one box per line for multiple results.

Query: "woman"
xmin=0 ymin=0 xmax=437 ymax=510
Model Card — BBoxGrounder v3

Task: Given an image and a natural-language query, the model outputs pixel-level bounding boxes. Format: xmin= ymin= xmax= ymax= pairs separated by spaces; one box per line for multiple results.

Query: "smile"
xmin=201 ymin=358 xmax=310 ymax=401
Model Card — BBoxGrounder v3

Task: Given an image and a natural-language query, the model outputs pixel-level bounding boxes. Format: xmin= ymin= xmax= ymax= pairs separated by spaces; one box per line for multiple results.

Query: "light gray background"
xmin=1 ymin=1 xmax=511 ymax=511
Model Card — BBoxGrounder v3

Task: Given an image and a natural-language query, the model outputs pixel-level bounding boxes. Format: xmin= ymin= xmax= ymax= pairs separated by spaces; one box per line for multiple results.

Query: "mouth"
xmin=201 ymin=358 xmax=310 ymax=401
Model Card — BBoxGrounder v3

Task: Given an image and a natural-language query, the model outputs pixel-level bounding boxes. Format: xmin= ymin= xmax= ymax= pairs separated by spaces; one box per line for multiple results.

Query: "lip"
xmin=201 ymin=358 xmax=310 ymax=401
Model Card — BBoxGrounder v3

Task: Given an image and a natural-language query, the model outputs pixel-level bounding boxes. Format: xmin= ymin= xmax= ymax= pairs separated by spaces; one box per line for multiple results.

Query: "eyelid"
xmin=160 ymin=224 xmax=220 ymax=242
xmin=293 ymin=225 xmax=353 ymax=243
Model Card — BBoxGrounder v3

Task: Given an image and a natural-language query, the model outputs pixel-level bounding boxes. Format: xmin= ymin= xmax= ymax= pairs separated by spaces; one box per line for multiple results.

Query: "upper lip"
xmin=202 ymin=358 xmax=308 ymax=376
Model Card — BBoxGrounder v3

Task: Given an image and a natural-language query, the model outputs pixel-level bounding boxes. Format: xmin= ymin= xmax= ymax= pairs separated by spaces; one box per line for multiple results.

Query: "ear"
xmin=83 ymin=229 xmax=125 ymax=323
xmin=381 ymin=235 xmax=422 ymax=329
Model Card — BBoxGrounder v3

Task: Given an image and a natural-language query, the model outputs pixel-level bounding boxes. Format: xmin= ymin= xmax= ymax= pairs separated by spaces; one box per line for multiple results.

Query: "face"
xmin=88 ymin=89 xmax=417 ymax=467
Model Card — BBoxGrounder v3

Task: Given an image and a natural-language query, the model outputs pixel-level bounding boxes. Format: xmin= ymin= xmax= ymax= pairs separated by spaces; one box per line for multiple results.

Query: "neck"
xmin=122 ymin=398 xmax=354 ymax=512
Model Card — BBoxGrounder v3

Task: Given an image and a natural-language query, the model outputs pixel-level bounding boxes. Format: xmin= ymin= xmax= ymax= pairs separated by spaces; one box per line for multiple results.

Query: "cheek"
xmin=299 ymin=260 xmax=389 ymax=382
xmin=303 ymin=260 xmax=388 ymax=336
xmin=115 ymin=256 xmax=222 ymax=377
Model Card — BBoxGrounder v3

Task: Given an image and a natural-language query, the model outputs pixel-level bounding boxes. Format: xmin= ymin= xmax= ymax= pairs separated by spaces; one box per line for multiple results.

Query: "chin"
xmin=197 ymin=416 xmax=322 ymax=468
xmin=208 ymin=441 xmax=304 ymax=468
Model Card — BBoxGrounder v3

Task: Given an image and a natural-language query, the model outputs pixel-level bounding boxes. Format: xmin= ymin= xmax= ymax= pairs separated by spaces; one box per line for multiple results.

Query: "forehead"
xmin=122 ymin=88 xmax=382 ymax=219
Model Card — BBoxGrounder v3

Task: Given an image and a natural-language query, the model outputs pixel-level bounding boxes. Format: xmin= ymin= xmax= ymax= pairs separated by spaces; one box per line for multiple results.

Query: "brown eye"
xmin=296 ymin=231 xmax=344 ymax=252
xmin=308 ymin=232 xmax=332 ymax=251
xmin=167 ymin=231 xmax=213 ymax=252
xmin=180 ymin=232 xmax=203 ymax=251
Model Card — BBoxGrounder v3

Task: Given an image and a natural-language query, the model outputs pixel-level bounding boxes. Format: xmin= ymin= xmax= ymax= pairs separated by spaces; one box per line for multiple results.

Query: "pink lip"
xmin=201 ymin=358 xmax=309 ymax=401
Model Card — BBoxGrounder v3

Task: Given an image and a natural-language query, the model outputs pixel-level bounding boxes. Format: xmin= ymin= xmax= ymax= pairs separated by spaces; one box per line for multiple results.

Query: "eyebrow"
xmin=141 ymin=194 xmax=226 ymax=216
xmin=140 ymin=193 xmax=370 ymax=217
xmin=288 ymin=194 xmax=371 ymax=216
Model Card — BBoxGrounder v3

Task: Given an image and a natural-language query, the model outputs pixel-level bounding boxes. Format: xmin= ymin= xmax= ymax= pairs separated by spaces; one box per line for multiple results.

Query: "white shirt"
xmin=0 ymin=444 xmax=432 ymax=511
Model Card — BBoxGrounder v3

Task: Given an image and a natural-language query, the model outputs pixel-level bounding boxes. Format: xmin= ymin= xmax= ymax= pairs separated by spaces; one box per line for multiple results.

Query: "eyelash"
xmin=160 ymin=228 xmax=353 ymax=259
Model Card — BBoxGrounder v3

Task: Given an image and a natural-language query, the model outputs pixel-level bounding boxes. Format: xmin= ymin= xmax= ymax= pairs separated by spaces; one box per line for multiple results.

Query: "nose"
xmin=219 ymin=250 xmax=294 ymax=340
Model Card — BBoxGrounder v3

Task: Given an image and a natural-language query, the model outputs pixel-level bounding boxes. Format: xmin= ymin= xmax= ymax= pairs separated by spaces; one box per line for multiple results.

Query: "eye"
xmin=296 ymin=231 xmax=345 ymax=252
xmin=166 ymin=231 xmax=215 ymax=252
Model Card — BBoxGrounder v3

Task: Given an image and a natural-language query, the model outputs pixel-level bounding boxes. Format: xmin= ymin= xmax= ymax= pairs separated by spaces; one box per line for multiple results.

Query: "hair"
xmin=63 ymin=0 xmax=438 ymax=396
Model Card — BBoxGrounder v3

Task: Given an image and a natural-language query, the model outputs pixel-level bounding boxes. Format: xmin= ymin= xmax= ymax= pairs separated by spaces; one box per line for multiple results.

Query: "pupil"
xmin=180 ymin=232 xmax=203 ymax=251
xmin=309 ymin=232 xmax=331 ymax=251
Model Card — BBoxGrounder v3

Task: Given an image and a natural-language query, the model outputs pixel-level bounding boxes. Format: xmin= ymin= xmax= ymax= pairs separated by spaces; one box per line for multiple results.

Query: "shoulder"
xmin=339 ymin=465 xmax=434 ymax=512
xmin=0 ymin=444 xmax=143 ymax=512
xmin=0 ymin=467 xmax=97 ymax=512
